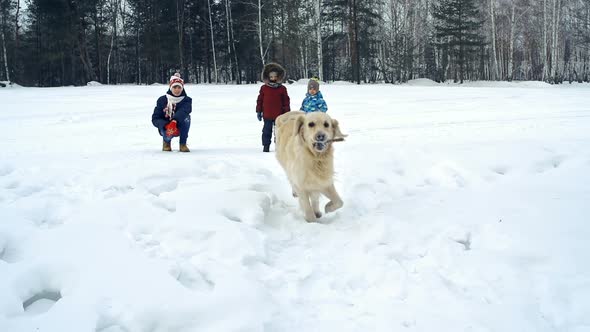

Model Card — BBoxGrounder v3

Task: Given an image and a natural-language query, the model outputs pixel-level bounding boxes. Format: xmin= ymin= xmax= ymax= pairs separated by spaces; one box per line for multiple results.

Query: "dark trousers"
xmin=262 ymin=119 xmax=275 ymax=147
xmin=159 ymin=116 xmax=191 ymax=145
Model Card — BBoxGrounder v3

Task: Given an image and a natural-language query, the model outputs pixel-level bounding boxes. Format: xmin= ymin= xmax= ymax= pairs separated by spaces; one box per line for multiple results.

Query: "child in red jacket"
xmin=256 ymin=63 xmax=291 ymax=152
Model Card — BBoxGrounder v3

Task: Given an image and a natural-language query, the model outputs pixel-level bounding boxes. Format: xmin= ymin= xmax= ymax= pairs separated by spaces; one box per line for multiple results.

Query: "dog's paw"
xmin=292 ymin=190 xmax=298 ymax=198
xmin=304 ymin=212 xmax=317 ymax=223
xmin=325 ymin=200 xmax=343 ymax=213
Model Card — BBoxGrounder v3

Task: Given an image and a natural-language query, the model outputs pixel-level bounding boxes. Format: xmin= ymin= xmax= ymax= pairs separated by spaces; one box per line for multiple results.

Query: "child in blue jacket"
xmin=300 ymin=78 xmax=328 ymax=113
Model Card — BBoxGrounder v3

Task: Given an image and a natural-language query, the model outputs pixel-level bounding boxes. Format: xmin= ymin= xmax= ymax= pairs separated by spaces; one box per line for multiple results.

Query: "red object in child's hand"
xmin=165 ymin=120 xmax=180 ymax=137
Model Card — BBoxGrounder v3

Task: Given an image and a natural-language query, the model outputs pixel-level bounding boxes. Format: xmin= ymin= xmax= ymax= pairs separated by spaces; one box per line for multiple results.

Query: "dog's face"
xmin=294 ymin=112 xmax=346 ymax=153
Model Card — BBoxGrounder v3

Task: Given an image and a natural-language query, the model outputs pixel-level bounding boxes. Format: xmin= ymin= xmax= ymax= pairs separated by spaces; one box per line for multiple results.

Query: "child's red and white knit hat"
xmin=169 ymin=73 xmax=184 ymax=88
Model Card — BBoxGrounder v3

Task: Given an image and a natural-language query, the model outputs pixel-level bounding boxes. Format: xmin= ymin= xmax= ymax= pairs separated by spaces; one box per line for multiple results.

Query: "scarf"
xmin=164 ymin=93 xmax=185 ymax=119
xmin=266 ymin=82 xmax=282 ymax=88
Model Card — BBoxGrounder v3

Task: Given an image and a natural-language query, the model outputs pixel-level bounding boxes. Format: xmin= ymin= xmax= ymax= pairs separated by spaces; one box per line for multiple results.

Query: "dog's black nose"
xmin=316 ymin=133 xmax=326 ymax=141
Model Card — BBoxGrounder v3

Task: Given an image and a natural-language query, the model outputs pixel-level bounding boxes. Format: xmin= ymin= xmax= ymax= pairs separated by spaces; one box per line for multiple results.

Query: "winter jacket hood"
xmin=261 ymin=63 xmax=287 ymax=84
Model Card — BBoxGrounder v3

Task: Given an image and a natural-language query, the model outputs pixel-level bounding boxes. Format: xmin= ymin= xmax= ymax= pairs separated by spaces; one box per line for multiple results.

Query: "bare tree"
xmin=207 ymin=0 xmax=218 ymax=83
xmin=14 ymin=0 xmax=20 ymax=80
xmin=258 ymin=0 xmax=265 ymax=66
xmin=542 ymin=0 xmax=549 ymax=80
xmin=489 ymin=0 xmax=499 ymax=80
xmin=70 ymin=0 xmax=98 ymax=83
xmin=550 ymin=0 xmax=562 ymax=82
xmin=225 ymin=0 xmax=233 ymax=82
xmin=0 ymin=10 xmax=9 ymax=82
xmin=176 ymin=0 xmax=186 ymax=72
xmin=316 ymin=0 xmax=323 ymax=80
xmin=107 ymin=0 xmax=120 ymax=84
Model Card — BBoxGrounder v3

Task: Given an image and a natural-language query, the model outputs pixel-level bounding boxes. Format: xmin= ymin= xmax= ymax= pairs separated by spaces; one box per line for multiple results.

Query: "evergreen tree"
xmin=433 ymin=0 xmax=485 ymax=83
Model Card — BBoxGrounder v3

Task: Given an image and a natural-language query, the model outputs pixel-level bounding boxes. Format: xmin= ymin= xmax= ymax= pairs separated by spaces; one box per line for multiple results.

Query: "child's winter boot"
xmin=163 ymin=141 xmax=172 ymax=151
xmin=180 ymin=144 xmax=190 ymax=153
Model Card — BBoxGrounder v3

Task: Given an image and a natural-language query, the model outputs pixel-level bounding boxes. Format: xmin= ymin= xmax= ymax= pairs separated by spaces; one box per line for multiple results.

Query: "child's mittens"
xmin=257 ymin=112 xmax=263 ymax=121
xmin=165 ymin=120 xmax=180 ymax=137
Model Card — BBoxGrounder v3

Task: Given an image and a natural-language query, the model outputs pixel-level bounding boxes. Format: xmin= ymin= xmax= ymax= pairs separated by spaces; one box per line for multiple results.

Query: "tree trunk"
xmin=542 ymin=0 xmax=549 ymax=81
xmin=489 ymin=0 xmax=499 ymax=80
xmin=136 ymin=20 xmax=140 ymax=84
xmin=228 ymin=0 xmax=240 ymax=83
xmin=207 ymin=0 xmax=218 ymax=83
xmin=349 ymin=0 xmax=360 ymax=84
xmin=0 ymin=12 xmax=9 ymax=82
xmin=258 ymin=0 xmax=265 ymax=66
xmin=107 ymin=0 xmax=120 ymax=84
xmin=70 ymin=0 xmax=98 ymax=84
xmin=225 ymin=0 xmax=233 ymax=82
xmin=550 ymin=0 xmax=561 ymax=82
xmin=508 ymin=2 xmax=515 ymax=81
xmin=94 ymin=6 xmax=103 ymax=82
xmin=587 ymin=5 xmax=590 ymax=82
xmin=13 ymin=0 xmax=20 ymax=81
xmin=316 ymin=0 xmax=323 ymax=80
xmin=176 ymin=0 xmax=185 ymax=72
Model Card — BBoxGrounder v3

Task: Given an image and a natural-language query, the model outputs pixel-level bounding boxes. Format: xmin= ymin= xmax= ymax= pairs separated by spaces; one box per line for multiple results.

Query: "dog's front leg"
xmin=298 ymin=192 xmax=317 ymax=222
xmin=311 ymin=192 xmax=322 ymax=218
xmin=322 ymin=184 xmax=343 ymax=214
xmin=289 ymin=181 xmax=299 ymax=197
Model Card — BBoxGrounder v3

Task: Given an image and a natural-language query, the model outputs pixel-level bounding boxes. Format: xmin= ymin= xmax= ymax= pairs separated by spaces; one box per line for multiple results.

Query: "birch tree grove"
xmin=0 ymin=0 xmax=588 ymax=86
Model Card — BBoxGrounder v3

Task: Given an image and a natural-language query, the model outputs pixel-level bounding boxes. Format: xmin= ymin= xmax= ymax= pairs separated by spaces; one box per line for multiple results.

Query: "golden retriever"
xmin=275 ymin=111 xmax=347 ymax=222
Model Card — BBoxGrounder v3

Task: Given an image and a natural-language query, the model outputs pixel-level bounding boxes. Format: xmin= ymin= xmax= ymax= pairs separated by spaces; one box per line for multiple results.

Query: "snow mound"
xmin=87 ymin=81 xmax=102 ymax=86
xmin=405 ymin=78 xmax=440 ymax=86
xmin=0 ymin=81 xmax=22 ymax=88
xmin=441 ymin=80 xmax=554 ymax=88
xmin=556 ymin=81 xmax=590 ymax=88
xmin=331 ymin=80 xmax=355 ymax=85
xmin=294 ymin=78 xmax=309 ymax=85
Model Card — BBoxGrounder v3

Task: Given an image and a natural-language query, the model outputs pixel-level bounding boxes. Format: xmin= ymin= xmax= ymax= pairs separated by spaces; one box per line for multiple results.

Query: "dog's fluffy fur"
xmin=275 ymin=111 xmax=347 ymax=222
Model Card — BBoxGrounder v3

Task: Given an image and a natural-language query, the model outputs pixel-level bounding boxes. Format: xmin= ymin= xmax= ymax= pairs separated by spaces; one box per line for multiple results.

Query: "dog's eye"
xmin=324 ymin=122 xmax=330 ymax=128
xmin=308 ymin=122 xmax=315 ymax=128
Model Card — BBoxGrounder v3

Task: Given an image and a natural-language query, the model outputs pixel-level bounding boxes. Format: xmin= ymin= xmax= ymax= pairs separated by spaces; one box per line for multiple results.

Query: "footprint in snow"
xmin=0 ymin=164 xmax=14 ymax=177
xmin=23 ymin=290 xmax=62 ymax=315
xmin=96 ymin=325 xmax=129 ymax=332
xmin=0 ymin=240 xmax=20 ymax=263
xmin=170 ymin=264 xmax=215 ymax=291
xmin=533 ymin=155 xmax=567 ymax=173
xmin=220 ymin=209 xmax=242 ymax=223
xmin=140 ymin=176 xmax=179 ymax=196
xmin=491 ymin=165 xmax=509 ymax=175
xmin=102 ymin=185 xmax=135 ymax=199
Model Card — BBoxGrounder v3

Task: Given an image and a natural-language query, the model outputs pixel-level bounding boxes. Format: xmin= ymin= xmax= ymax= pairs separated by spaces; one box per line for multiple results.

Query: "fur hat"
xmin=169 ymin=72 xmax=184 ymax=88
xmin=261 ymin=63 xmax=286 ymax=84
xmin=308 ymin=77 xmax=320 ymax=90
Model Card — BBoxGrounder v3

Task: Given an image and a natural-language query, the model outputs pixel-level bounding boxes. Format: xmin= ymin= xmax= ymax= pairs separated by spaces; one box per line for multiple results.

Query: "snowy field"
xmin=1 ymin=81 xmax=589 ymax=332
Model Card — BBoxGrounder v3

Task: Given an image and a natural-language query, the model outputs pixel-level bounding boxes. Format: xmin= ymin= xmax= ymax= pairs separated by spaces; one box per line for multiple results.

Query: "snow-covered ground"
xmin=1 ymin=82 xmax=589 ymax=332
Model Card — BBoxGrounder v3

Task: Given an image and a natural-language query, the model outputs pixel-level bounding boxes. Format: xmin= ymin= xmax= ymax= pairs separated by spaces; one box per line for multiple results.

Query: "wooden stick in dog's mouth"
xmin=327 ymin=138 xmax=345 ymax=143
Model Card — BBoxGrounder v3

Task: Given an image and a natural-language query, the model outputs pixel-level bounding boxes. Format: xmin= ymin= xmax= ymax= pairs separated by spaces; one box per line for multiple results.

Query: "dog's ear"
xmin=331 ymin=119 xmax=347 ymax=142
xmin=293 ymin=114 xmax=305 ymax=137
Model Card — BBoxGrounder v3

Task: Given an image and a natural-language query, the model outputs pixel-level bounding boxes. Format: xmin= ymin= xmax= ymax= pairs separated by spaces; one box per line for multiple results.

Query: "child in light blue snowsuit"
xmin=300 ymin=78 xmax=328 ymax=113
